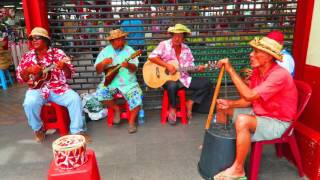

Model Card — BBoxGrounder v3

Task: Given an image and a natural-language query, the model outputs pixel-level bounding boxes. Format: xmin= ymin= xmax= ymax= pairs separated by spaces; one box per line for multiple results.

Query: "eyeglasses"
xmin=29 ymin=36 xmax=43 ymax=41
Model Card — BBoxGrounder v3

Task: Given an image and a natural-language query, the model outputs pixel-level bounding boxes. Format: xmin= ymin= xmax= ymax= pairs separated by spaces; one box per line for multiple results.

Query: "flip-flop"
xmin=213 ymin=171 xmax=247 ymax=180
xmin=168 ymin=111 xmax=177 ymax=125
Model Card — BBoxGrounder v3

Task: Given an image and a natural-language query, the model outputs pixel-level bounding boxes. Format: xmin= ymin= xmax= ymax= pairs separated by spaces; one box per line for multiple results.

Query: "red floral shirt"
xmin=16 ymin=48 xmax=75 ymax=99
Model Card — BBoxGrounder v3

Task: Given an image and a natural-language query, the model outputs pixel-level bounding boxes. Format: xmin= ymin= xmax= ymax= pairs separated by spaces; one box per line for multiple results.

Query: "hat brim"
xmin=28 ymin=33 xmax=51 ymax=40
xmin=106 ymin=32 xmax=128 ymax=41
xmin=249 ymin=40 xmax=283 ymax=61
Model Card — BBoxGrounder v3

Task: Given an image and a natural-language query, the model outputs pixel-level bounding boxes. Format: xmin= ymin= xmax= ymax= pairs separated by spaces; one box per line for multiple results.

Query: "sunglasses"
xmin=29 ymin=36 xmax=44 ymax=41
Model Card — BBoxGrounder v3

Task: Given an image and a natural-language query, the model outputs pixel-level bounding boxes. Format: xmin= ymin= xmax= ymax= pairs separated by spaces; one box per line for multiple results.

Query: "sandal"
xmin=128 ymin=125 xmax=137 ymax=134
xmin=168 ymin=111 xmax=177 ymax=125
xmin=213 ymin=171 xmax=247 ymax=180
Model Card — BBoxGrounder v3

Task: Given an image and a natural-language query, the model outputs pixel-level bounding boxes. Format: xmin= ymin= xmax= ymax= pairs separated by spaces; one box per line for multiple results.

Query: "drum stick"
xmin=205 ymin=65 xmax=225 ymax=130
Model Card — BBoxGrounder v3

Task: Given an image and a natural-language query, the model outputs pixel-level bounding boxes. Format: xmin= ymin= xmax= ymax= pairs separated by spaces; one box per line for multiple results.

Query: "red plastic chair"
xmin=40 ymin=102 xmax=70 ymax=136
xmin=48 ymin=149 xmax=101 ymax=180
xmin=248 ymin=80 xmax=312 ymax=180
xmin=106 ymin=93 xmax=130 ymax=127
xmin=161 ymin=89 xmax=188 ymax=124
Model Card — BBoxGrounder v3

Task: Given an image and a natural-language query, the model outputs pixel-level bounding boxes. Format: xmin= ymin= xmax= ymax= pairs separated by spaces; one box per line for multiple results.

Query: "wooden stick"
xmin=205 ymin=65 xmax=225 ymax=130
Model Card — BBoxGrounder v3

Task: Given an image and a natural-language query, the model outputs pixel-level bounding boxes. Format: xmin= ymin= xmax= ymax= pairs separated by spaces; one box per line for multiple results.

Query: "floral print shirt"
xmin=94 ymin=45 xmax=139 ymax=93
xmin=16 ymin=48 xmax=75 ymax=99
xmin=149 ymin=39 xmax=195 ymax=88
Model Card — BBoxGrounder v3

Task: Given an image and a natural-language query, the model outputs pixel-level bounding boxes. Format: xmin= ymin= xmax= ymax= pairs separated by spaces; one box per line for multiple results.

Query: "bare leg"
xmin=186 ymin=99 xmax=193 ymax=119
xmin=129 ymin=106 xmax=140 ymax=126
xmin=215 ymin=114 xmax=257 ymax=179
xmin=104 ymin=99 xmax=120 ymax=111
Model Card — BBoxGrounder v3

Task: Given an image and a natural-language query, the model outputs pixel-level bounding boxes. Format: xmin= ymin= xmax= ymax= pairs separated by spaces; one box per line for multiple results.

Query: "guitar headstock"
xmin=130 ymin=49 xmax=143 ymax=59
xmin=207 ymin=60 xmax=219 ymax=70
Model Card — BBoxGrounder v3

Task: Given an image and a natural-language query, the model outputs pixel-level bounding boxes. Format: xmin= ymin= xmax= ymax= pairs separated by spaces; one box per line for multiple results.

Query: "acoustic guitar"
xmin=27 ymin=56 xmax=71 ymax=89
xmin=104 ymin=50 xmax=142 ymax=86
xmin=142 ymin=60 xmax=218 ymax=88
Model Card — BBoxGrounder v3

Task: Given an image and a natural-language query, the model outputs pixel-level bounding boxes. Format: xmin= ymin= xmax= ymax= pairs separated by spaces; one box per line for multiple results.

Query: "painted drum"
xmin=52 ymin=135 xmax=87 ymax=170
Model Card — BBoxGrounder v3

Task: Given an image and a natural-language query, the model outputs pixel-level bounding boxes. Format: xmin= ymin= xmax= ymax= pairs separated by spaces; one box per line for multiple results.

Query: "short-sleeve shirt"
xmin=94 ymin=45 xmax=139 ymax=93
xmin=249 ymin=63 xmax=297 ymax=122
xmin=16 ymin=48 xmax=75 ymax=99
xmin=148 ymin=39 xmax=195 ymax=88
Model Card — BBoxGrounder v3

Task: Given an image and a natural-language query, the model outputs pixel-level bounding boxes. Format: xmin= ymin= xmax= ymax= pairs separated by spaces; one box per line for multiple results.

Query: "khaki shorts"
xmin=232 ymin=108 xmax=291 ymax=142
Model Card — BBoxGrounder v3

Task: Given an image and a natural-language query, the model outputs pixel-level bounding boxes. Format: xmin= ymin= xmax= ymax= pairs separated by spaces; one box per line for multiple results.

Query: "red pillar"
xmin=22 ymin=0 xmax=49 ymax=36
xmin=292 ymin=0 xmax=315 ymax=80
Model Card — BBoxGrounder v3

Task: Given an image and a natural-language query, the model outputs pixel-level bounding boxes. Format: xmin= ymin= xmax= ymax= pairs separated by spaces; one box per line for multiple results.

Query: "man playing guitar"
xmin=95 ymin=29 xmax=142 ymax=134
xmin=16 ymin=27 xmax=89 ymax=142
xmin=148 ymin=24 xmax=212 ymax=125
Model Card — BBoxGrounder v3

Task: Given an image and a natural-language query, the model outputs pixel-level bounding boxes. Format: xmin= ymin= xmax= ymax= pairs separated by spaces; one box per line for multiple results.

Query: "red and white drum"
xmin=52 ymin=135 xmax=87 ymax=170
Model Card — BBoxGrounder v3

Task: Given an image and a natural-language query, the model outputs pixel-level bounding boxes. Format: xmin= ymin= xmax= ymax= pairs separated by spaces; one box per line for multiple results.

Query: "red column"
xmin=22 ymin=0 xmax=49 ymax=36
xmin=292 ymin=0 xmax=315 ymax=79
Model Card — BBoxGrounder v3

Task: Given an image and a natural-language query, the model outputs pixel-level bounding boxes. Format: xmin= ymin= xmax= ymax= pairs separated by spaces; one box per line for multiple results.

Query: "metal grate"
xmin=47 ymin=0 xmax=297 ymax=109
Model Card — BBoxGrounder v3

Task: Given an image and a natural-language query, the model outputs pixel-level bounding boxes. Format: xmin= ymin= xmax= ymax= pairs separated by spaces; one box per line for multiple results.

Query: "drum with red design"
xmin=52 ymin=135 xmax=87 ymax=170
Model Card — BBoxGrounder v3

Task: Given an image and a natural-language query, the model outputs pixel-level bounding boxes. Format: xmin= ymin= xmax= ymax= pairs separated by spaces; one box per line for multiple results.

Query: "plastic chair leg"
xmin=5 ymin=70 xmax=14 ymax=85
xmin=288 ymin=135 xmax=305 ymax=177
xmin=161 ymin=90 xmax=169 ymax=124
xmin=249 ymin=143 xmax=263 ymax=180
xmin=0 ymin=70 xmax=8 ymax=90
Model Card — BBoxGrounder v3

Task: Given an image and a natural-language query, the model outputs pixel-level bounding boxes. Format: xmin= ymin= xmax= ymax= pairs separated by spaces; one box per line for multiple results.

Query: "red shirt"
xmin=16 ymin=48 xmax=75 ymax=99
xmin=249 ymin=63 xmax=297 ymax=122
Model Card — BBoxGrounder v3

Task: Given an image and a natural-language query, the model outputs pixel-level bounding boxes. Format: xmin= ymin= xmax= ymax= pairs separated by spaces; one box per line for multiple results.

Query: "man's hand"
xmin=56 ymin=56 xmax=70 ymax=70
xmin=216 ymin=99 xmax=231 ymax=110
xmin=103 ymin=58 xmax=113 ymax=66
xmin=197 ymin=64 xmax=206 ymax=72
xmin=217 ymin=58 xmax=231 ymax=71
xmin=165 ymin=63 xmax=177 ymax=74
xmin=27 ymin=65 xmax=42 ymax=75
xmin=121 ymin=61 xmax=129 ymax=68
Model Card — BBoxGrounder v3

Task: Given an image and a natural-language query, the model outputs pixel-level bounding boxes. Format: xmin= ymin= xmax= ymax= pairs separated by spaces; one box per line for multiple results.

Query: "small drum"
xmin=52 ymin=135 xmax=88 ymax=170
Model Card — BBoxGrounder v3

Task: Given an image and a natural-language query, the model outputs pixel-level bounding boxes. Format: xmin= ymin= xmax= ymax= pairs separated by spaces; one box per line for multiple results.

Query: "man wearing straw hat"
xmin=95 ymin=29 xmax=142 ymax=134
xmin=148 ymin=23 xmax=211 ymax=125
xmin=16 ymin=27 xmax=89 ymax=143
xmin=213 ymin=33 xmax=298 ymax=179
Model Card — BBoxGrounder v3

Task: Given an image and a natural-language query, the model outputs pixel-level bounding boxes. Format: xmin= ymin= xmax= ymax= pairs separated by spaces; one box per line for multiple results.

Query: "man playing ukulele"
xmin=16 ymin=27 xmax=89 ymax=142
xmin=95 ymin=29 xmax=142 ymax=134
xmin=148 ymin=24 xmax=211 ymax=125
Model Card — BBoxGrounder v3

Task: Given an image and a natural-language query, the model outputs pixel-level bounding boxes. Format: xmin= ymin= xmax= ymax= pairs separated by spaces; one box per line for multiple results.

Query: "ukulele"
xmin=103 ymin=50 xmax=142 ymax=86
xmin=142 ymin=60 xmax=218 ymax=89
xmin=27 ymin=56 xmax=71 ymax=89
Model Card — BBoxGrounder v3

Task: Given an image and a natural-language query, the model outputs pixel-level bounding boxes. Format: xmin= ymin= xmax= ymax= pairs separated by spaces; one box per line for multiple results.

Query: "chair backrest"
xmin=282 ymin=80 xmax=312 ymax=137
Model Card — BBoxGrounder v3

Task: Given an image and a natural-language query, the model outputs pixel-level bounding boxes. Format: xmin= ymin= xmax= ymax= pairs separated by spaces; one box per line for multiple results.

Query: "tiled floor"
xmin=0 ymin=85 xmax=304 ymax=180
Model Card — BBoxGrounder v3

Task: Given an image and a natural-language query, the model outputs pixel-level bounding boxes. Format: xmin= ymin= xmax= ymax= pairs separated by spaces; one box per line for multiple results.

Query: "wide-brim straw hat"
xmin=29 ymin=27 xmax=51 ymax=40
xmin=167 ymin=24 xmax=191 ymax=34
xmin=249 ymin=36 xmax=283 ymax=61
xmin=106 ymin=29 xmax=128 ymax=41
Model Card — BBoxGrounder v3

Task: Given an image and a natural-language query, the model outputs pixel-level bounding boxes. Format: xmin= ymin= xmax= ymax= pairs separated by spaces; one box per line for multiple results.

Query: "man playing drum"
xmin=213 ymin=33 xmax=297 ymax=179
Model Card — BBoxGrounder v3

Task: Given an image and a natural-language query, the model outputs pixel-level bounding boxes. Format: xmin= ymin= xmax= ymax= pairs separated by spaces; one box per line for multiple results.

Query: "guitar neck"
xmin=42 ymin=64 xmax=56 ymax=73
xmin=178 ymin=64 xmax=206 ymax=73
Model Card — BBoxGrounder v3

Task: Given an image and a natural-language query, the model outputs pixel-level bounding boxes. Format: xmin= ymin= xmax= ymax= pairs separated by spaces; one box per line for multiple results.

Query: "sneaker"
xmin=128 ymin=125 xmax=137 ymax=134
xmin=34 ymin=127 xmax=46 ymax=143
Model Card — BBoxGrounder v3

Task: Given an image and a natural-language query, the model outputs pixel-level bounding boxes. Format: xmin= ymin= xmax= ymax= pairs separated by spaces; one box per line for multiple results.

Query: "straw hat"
xmin=29 ymin=27 xmax=51 ymax=40
xmin=167 ymin=24 xmax=191 ymax=34
xmin=106 ymin=29 xmax=128 ymax=41
xmin=249 ymin=32 xmax=284 ymax=61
